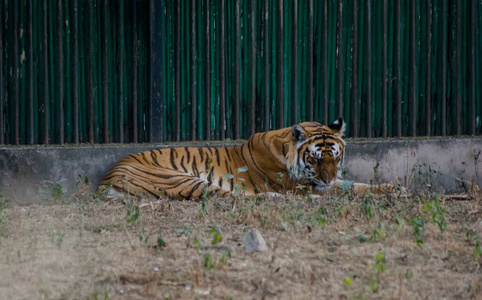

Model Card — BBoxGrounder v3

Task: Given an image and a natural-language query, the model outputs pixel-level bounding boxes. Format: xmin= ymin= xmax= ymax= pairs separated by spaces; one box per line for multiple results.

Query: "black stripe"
xmin=150 ymin=151 xmax=162 ymax=167
xmin=188 ymin=181 xmax=204 ymax=199
xmin=170 ymin=149 xmax=178 ymax=170
xmin=224 ymin=146 xmax=231 ymax=161
xmin=192 ymin=156 xmax=199 ymax=177
xmin=198 ymin=147 xmax=204 ymax=161
xmin=185 ymin=147 xmax=191 ymax=163
xmin=127 ymin=154 xmax=146 ymax=166
xmin=127 ymin=181 xmax=160 ymax=198
xmin=180 ymin=156 xmax=188 ymax=173
xmin=117 ymin=165 xmax=187 ymax=180
xmin=214 ymin=148 xmax=220 ymax=166
xmin=207 ymin=167 xmax=214 ymax=184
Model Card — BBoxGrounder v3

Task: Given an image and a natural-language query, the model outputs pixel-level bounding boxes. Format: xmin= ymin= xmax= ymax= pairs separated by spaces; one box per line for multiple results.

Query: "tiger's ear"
xmin=328 ymin=118 xmax=346 ymax=137
xmin=292 ymin=124 xmax=308 ymax=143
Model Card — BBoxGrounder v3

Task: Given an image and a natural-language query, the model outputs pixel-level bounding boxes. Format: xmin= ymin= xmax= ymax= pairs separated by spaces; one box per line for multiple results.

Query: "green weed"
xmin=474 ymin=240 xmax=482 ymax=258
xmin=423 ymin=198 xmax=447 ymax=232
xmin=209 ymin=225 xmax=223 ymax=245
xmin=409 ymin=216 xmax=425 ymax=246
xmin=39 ymin=179 xmax=67 ymax=201
xmin=125 ymin=201 xmax=140 ymax=224
xmin=157 ymin=235 xmax=166 ymax=248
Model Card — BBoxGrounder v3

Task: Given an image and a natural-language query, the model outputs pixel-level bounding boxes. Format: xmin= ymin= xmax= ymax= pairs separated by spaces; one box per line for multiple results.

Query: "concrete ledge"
xmin=1 ymin=137 xmax=481 ymax=204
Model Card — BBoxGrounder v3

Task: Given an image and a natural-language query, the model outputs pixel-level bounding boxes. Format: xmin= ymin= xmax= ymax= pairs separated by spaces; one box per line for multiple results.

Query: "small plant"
xmin=474 ymin=240 xmax=482 ymax=258
xmin=176 ymin=225 xmax=191 ymax=236
xmin=199 ymin=199 xmax=208 ymax=217
xmin=344 ymin=277 xmax=353 ymax=287
xmin=363 ymin=193 xmax=374 ymax=218
xmin=138 ymin=233 xmax=149 ymax=244
xmin=210 ymin=225 xmax=223 ymax=245
xmin=372 ymin=223 xmax=386 ymax=242
xmin=89 ymin=287 xmax=110 ymax=300
xmin=423 ymin=198 xmax=447 ymax=232
xmin=371 ymin=161 xmax=380 ymax=185
xmin=224 ymin=166 xmax=249 ymax=197
xmin=219 ymin=247 xmax=232 ymax=268
xmin=203 ymin=253 xmax=215 ymax=269
xmin=368 ymin=252 xmax=387 ymax=293
xmin=125 ymin=201 xmax=140 ymax=224
xmin=409 ymin=215 xmax=425 ymax=246
xmin=314 ymin=205 xmax=328 ymax=227
xmin=157 ymin=235 xmax=166 ymax=248
xmin=340 ymin=180 xmax=354 ymax=193
xmin=96 ymin=182 xmax=113 ymax=200
xmin=276 ymin=172 xmax=286 ymax=190
xmin=39 ymin=179 xmax=67 ymax=201
xmin=374 ymin=252 xmax=387 ymax=273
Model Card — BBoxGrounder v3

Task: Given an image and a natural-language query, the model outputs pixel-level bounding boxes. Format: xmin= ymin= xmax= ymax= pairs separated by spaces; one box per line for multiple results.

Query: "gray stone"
xmin=243 ymin=228 xmax=268 ymax=253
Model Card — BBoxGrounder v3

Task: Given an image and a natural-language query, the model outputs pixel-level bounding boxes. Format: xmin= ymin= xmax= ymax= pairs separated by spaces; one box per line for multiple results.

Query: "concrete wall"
xmin=1 ymin=138 xmax=481 ymax=204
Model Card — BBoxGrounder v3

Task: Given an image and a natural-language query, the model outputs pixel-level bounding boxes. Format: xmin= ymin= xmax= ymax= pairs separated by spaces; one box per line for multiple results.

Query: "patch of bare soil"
xmin=0 ymin=189 xmax=481 ymax=299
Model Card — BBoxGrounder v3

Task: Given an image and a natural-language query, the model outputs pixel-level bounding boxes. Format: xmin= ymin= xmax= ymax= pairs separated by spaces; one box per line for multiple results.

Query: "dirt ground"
xmin=0 ymin=186 xmax=481 ymax=299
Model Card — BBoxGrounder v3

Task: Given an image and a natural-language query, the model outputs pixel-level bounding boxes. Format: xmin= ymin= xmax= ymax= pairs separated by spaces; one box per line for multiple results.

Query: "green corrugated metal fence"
xmin=0 ymin=0 xmax=481 ymax=145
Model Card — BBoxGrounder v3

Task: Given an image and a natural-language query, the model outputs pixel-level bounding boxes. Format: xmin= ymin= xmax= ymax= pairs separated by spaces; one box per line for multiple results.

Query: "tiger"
xmin=97 ymin=118 xmax=396 ymax=200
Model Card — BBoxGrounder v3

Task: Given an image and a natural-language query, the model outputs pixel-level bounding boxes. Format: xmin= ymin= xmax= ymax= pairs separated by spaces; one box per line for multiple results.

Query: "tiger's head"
xmin=287 ymin=118 xmax=346 ymax=191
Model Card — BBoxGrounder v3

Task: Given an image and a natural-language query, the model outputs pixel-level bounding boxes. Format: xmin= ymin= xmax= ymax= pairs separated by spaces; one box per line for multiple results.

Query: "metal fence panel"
xmin=0 ymin=0 xmax=481 ymax=145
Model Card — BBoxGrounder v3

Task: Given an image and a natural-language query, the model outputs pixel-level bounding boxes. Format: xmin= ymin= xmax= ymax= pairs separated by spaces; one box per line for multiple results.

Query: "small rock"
xmin=19 ymin=208 xmax=27 ymax=214
xmin=243 ymin=228 xmax=268 ymax=253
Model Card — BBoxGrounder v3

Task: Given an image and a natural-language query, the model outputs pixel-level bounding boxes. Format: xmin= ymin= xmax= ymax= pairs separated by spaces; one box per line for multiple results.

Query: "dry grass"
xmin=0 ymin=187 xmax=481 ymax=299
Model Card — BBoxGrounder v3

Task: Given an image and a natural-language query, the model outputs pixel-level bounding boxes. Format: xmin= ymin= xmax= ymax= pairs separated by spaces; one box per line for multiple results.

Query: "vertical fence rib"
xmin=118 ymin=0 xmax=124 ymax=143
xmin=469 ymin=0 xmax=475 ymax=135
xmin=205 ymin=0 xmax=211 ymax=141
xmin=28 ymin=0 xmax=34 ymax=144
xmin=102 ymin=0 xmax=109 ymax=143
xmin=220 ymin=0 xmax=226 ymax=140
xmin=410 ymin=0 xmax=416 ymax=136
xmin=133 ymin=1 xmax=138 ymax=143
xmin=455 ymin=0 xmax=460 ymax=135
xmin=352 ymin=0 xmax=358 ymax=137
xmin=190 ymin=0 xmax=196 ymax=141
xmin=366 ymin=0 xmax=372 ymax=137
xmin=395 ymin=0 xmax=401 ymax=137
xmin=250 ymin=0 xmax=256 ymax=134
xmin=88 ymin=0 xmax=94 ymax=144
xmin=235 ymin=0 xmax=240 ymax=139
xmin=175 ymin=0 xmax=181 ymax=141
xmin=0 ymin=0 xmax=3 ymax=144
xmin=308 ymin=0 xmax=313 ymax=122
xmin=43 ymin=0 xmax=49 ymax=145
xmin=426 ymin=0 xmax=431 ymax=136
xmin=264 ymin=0 xmax=269 ymax=131
xmin=292 ymin=0 xmax=298 ymax=125
xmin=14 ymin=0 xmax=19 ymax=145
xmin=73 ymin=0 xmax=79 ymax=144
xmin=150 ymin=0 xmax=163 ymax=143
xmin=278 ymin=0 xmax=284 ymax=128
xmin=441 ymin=0 xmax=446 ymax=136
xmin=58 ymin=0 xmax=64 ymax=144
xmin=323 ymin=0 xmax=328 ymax=124
xmin=382 ymin=0 xmax=387 ymax=137
xmin=336 ymin=0 xmax=343 ymax=118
